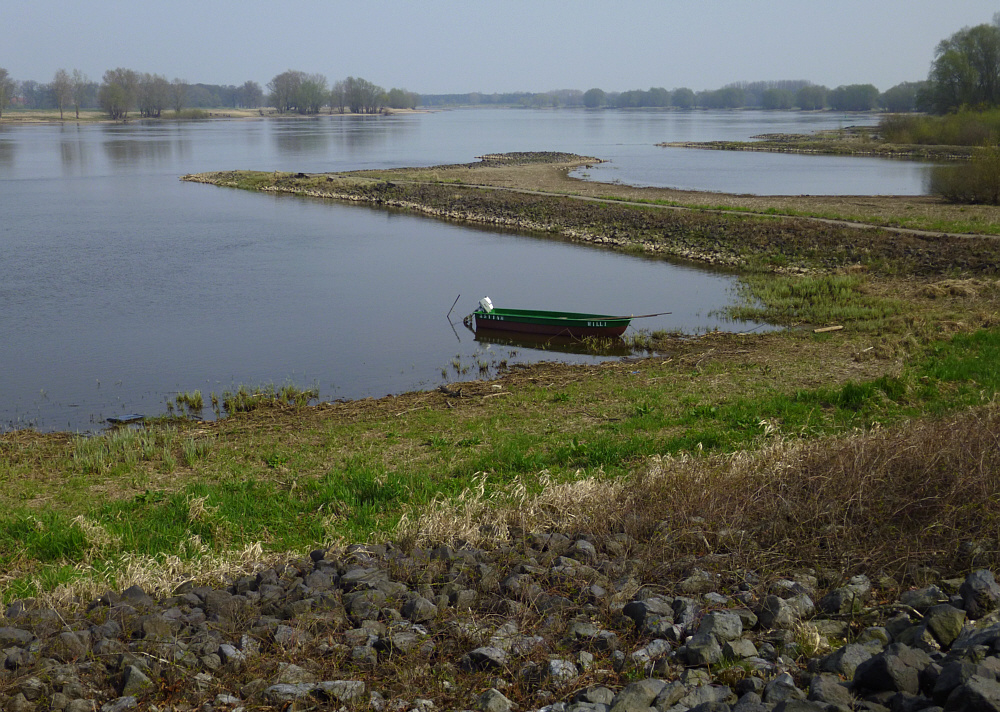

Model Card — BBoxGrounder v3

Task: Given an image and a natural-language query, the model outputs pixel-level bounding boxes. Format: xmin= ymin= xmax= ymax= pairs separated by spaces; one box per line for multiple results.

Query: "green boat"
xmin=468 ymin=297 xmax=668 ymax=339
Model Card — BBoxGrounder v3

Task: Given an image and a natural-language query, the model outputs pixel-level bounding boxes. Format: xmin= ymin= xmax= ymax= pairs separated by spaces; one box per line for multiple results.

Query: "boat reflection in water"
xmin=472 ymin=326 xmax=633 ymax=357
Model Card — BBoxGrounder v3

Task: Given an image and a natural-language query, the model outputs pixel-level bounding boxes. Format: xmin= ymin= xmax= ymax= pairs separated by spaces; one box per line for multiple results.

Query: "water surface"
xmin=1 ymin=110 xmax=921 ymax=431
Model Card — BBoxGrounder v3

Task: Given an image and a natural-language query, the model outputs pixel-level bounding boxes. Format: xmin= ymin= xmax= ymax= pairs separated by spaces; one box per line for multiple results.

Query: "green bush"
xmin=930 ymin=145 xmax=1000 ymax=204
xmin=879 ymin=110 xmax=1000 ymax=146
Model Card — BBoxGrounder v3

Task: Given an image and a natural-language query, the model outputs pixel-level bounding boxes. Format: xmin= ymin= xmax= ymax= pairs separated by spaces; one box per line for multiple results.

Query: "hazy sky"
xmin=3 ymin=1 xmax=998 ymax=94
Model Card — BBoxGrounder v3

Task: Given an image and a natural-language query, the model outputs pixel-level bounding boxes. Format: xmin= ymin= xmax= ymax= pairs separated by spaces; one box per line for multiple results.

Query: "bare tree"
xmin=71 ymin=70 xmax=90 ymax=119
xmin=236 ymin=80 xmax=263 ymax=109
xmin=0 ymin=68 xmax=15 ymax=119
xmin=330 ymin=80 xmax=347 ymax=113
xmin=51 ymin=69 xmax=73 ymax=120
xmin=136 ymin=73 xmax=170 ymax=118
xmin=171 ymin=79 xmax=187 ymax=114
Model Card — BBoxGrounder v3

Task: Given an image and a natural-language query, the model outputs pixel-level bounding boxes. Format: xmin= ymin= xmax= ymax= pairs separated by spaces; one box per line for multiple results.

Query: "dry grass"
xmin=402 ymin=404 xmax=1000 ymax=585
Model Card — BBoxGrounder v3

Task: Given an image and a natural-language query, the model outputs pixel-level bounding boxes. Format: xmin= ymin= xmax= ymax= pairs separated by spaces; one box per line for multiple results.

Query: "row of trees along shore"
xmin=3 ymin=13 xmax=1000 ymax=122
xmin=0 ymin=67 xmax=417 ymax=120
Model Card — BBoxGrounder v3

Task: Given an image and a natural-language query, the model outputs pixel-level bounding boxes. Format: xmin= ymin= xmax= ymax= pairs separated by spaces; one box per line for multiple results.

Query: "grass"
xmin=5 ymin=315 xmax=1000 ymax=601
xmin=725 ymin=274 xmax=907 ymax=328
xmin=6 ymin=155 xmax=1000 ymax=603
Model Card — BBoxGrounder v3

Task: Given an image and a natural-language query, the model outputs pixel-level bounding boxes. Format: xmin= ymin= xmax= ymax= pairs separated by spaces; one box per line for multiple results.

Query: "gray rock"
xmin=960 ymin=570 xmax=1000 ymax=619
xmin=673 ymin=597 xmax=702 ymax=632
xmin=314 ymin=680 xmax=366 ymax=703
xmin=925 ymin=605 xmax=967 ymax=649
xmin=723 ymin=638 xmax=759 ymax=660
xmin=901 ymin=585 xmax=948 ymax=612
xmin=461 ymin=646 xmax=508 ymax=672
xmin=772 ymin=701 xmax=828 ymax=712
xmin=67 ymin=701 xmax=99 ymax=712
xmin=480 ymin=688 xmax=514 ymax=712
xmin=686 ymin=632 xmax=724 ymax=666
xmin=548 ymin=659 xmax=579 ymax=685
xmin=819 ymin=642 xmax=873 ymax=678
xmin=623 ymin=597 xmax=674 ymax=628
xmin=758 ymin=595 xmax=798 ymax=630
xmin=819 ymin=575 xmax=872 ymax=614
xmin=947 ymin=673 xmax=1000 ymax=712
xmin=100 ymin=698 xmax=138 ymax=712
xmin=853 ymin=643 xmax=933 ymax=696
xmin=764 ymin=673 xmax=805 ymax=704
xmin=274 ymin=663 xmax=318 ymax=684
xmin=808 ymin=673 xmax=853 ymax=707
xmin=119 ymin=665 xmax=153 ymax=697
xmin=43 ymin=631 xmax=88 ymax=662
xmin=403 ymin=596 xmax=438 ymax=623
xmin=732 ymin=691 xmax=769 ymax=712
xmin=698 ymin=612 xmax=743 ymax=642
xmin=610 ymin=679 xmax=667 ymax=712
xmin=679 ymin=684 xmax=735 ymax=709
xmin=0 ymin=627 xmax=34 ymax=648
xmin=264 ymin=683 xmax=317 ymax=703
xmin=933 ymin=661 xmax=987 ymax=704
xmin=576 ymin=686 xmax=615 ymax=706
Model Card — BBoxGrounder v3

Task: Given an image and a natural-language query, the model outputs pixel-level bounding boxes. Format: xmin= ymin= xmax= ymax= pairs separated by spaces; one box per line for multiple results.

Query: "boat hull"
xmin=473 ymin=308 xmax=631 ymax=338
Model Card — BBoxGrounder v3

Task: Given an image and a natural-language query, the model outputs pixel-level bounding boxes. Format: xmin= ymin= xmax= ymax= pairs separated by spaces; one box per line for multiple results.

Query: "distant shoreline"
xmin=0 ymin=106 xmax=429 ymax=125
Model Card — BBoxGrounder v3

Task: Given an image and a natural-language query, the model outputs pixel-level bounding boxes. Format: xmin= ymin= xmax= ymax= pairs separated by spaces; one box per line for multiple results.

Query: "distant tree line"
xmin=266 ymin=70 xmax=417 ymax=115
xmin=419 ymin=80 xmax=923 ymax=112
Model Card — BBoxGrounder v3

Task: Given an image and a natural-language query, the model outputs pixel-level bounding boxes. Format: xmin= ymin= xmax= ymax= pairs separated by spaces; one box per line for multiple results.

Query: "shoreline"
xmin=3 ymin=151 xmax=1000 ymax=710
xmin=0 ymin=106 xmax=429 ymax=125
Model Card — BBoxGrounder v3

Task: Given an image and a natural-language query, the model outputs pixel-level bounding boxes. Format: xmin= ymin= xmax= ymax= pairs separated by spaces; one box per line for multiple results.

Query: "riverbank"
xmin=658 ymin=125 xmax=975 ymax=161
xmin=4 ymin=152 xmax=1000 ymax=709
xmin=0 ymin=107 xmax=425 ymax=124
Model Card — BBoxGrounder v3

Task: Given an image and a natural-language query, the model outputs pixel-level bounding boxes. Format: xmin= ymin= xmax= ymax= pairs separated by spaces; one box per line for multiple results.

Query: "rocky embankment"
xmin=2 ymin=531 xmax=1000 ymax=712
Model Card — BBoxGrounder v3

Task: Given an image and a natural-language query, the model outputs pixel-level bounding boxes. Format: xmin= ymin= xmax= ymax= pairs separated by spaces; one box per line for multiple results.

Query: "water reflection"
xmin=473 ymin=327 xmax=632 ymax=356
xmin=271 ymin=119 xmax=332 ymax=156
xmin=0 ymin=130 xmax=15 ymax=169
xmin=59 ymin=124 xmax=89 ymax=174
xmin=100 ymin=124 xmax=192 ymax=167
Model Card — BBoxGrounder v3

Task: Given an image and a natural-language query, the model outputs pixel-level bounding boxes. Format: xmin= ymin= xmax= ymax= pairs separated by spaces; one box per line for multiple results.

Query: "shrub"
xmin=930 ymin=145 xmax=1000 ymax=204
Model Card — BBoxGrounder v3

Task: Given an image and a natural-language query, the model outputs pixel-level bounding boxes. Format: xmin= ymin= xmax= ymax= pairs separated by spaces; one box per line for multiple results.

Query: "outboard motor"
xmin=479 ymin=296 xmax=494 ymax=313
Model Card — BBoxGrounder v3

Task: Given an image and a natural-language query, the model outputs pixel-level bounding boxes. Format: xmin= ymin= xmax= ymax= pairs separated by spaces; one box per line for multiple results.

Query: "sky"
xmin=3 ymin=1 xmax=999 ymax=94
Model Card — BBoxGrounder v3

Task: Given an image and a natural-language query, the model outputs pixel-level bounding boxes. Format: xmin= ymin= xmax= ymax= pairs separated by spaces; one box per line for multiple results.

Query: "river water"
xmin=0 ymin=109 xmax=932 ymax=432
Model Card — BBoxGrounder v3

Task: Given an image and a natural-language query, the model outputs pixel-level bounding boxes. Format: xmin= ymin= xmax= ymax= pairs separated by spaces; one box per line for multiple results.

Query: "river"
xmin=0 ymin=109 xmax=931 ymax=432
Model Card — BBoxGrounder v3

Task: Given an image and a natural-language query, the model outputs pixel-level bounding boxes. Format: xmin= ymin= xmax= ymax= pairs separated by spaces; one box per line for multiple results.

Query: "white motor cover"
xmin=479 ymin=296 xmax=494 ymax=313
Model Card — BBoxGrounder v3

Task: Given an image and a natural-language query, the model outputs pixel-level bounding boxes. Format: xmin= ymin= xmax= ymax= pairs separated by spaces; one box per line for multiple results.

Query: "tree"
xmin=330 ymin=80 xmax=347 ymax=113
xmin=51 ymin=69 xmax=73 ymax=119
xmin=761 ymin=88 xmax=795 ymax=110
xmin=170 ymin=79 xmax=187 ymax=114
xmin=648 ymin=87 xmax=670 ymax=107
xmin=386 ymin=87 xmax=418 ymax=109
xmin=582 ymin=88 xmax=606 ymax=108
xmin=925 ymin=24 xmax=1000 ymax=113
xmin=0 ymin=68 xmax=13 ymax=119
xmin=828 ymin=84 xmax=879 ymax=111
xmin=671 ymin=87 xmax=695 ymax=109
xmin=298 ymin=73 xmax=328 ymax=114
xmin=880 ymin=81 xmax=924 ymax=112
xmin=137 ymin=73 xmax=170 ymax=118
xmin=795 ymin=84 xmax=827 ymax=110
xmin=343 ymin=76 xmax=385 ymax=113
xmin=99 ymin=67 xmax=139 ymax=120
xmin=71 ymin=70 xmax=90 ymax=119
xmin=236 ymin=80 xmax=262 ymax=109
xmin=267 ymin=70 xmax=305 ymax=113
